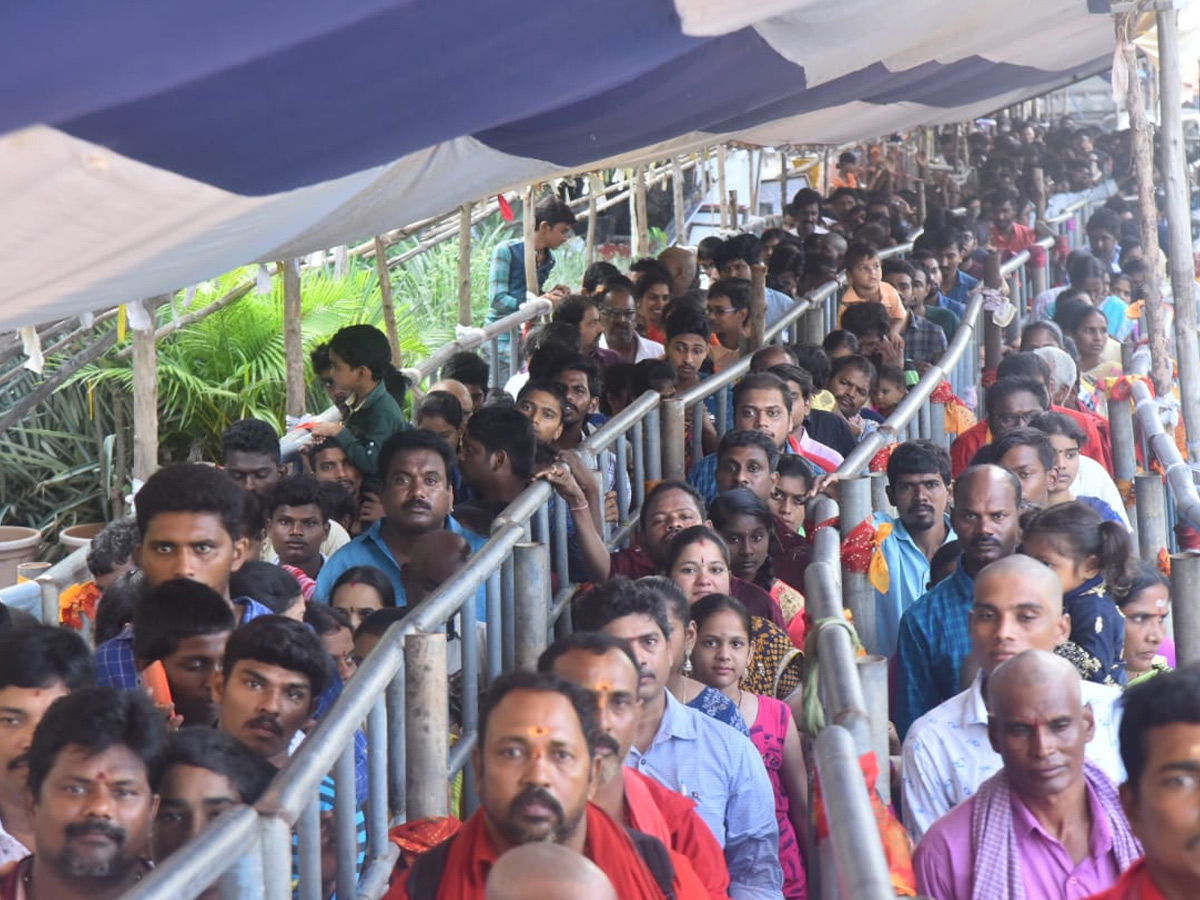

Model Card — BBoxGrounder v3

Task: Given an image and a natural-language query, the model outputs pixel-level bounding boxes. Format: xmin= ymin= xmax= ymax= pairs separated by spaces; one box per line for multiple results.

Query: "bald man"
xmin=484 ymin=842 xmax=618 ymax=900
xmin=657 ymin=247 xmax=697 ymax=298
xmin=914 ymin=650 xmax=1141 ymax=900
xmin=427 ymin=379 xmax=475 ymax=421
xmin=902 ymin=555 xmax=1125 ymax=841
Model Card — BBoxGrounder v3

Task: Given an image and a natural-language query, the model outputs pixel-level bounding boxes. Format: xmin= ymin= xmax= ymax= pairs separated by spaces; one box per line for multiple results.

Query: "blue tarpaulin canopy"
xmin=0 ymin=0 xmax=1114 ymax=328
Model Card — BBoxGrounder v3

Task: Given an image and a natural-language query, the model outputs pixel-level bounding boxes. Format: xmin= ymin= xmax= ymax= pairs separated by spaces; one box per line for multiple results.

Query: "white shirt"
xmin=263 ymin=519 xmax=352 ymax=565
xmin=901 ymin=669 xmax=1125 ymax=842
xmin=1071 ymin=455 xmax=1131 ymax=529
xmin=599 ymin=333 xmax=663 ymax=362
xmin=0 ymin=814 xmax=29 ymax=867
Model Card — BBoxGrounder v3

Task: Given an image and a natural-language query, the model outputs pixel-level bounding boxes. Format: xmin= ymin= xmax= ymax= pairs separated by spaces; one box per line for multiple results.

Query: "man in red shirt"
xmin=540 ymin=632 xmax=731 ymax=900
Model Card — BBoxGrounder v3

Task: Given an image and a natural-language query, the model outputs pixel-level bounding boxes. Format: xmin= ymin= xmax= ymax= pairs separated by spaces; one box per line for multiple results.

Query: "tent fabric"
xmin=1 ymin=0 xmax=1114 ymax=331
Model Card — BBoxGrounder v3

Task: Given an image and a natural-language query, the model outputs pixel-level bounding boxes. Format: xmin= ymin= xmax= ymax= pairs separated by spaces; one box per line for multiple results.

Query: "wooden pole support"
xmin=523 ymin=186 xmax=539 ymax=301
xmin=748 ymin=262 xmax=767 ymax=351
xmin=717 ymin=146 xmax=728 ymax=230
xmin=373 ymin=239 xmax=402 ymax=366
xmin=457 ymin=204 xmax=473 ymax=327
xmin=672 ymin=156 xmax=686 ymax=245
xmin=634 ymin=165 xmax=649 ymax=258
xmin=586 ymin=174 xmax=600 ymax=265
xmin=131 ymin=297 xmax=162 ymax=483
xmin=281 ymin=259 xmax=305 ymax=420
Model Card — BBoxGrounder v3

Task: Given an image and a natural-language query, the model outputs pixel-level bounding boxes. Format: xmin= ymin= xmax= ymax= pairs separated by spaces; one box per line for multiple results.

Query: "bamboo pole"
xmin=1155 ymin=3 xmax=1200 ymax=458
xmin=281 ymin=259 xmax=305 ymax=420
xmin=717 ymin=145 xmax=729 ymax=230
xmin=778 ymin=148 xmax=789 ymax=217
xmin=111 ymin=383 xmax=127 ymax=517
xmin=131 ymin=297 xmax=161 ymax=482
xmin=523 ymin=187 xmax=539 ymax=299
xmin=373 ymin=239 xmax=402 ymax=366
xmin=114 ymin=283 xmax=252 ymax=361
xmin=672 ymin=156 xmax=686 ymax=245
xmin=0 ymin=329 xmax=119 ymax=439
xmin=748 ymin=262 xmax=768 ymax=351
xmin=729 ymin=189 xmax=739 ymax=229
xmin=1119 ymin=26 xmax=1173 ymax=396
xmin=749 ymin=148 xmax=762 ymax=219
xmin=457 ymin=204 xmax=473 ymax=327
xmin=633 ymin=165 xmax=649 ymax=258
xmin=585 ymin=175 xmax=600 ymax=265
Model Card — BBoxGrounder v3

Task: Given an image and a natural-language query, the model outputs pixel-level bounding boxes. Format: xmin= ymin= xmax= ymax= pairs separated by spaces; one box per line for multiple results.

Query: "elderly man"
xmin=914 ymin=650 xmax=1141 ymax=900
xmin=485 ymin=843 xmax=617 ymax=900
xmin=903 ymin=556 xmax=1125 ymax=841
xmin=386 ymin=670 xmax=706 ymax=900
xmin=1085 ymin=666 xmax=1200 ymax=899
xmin=895 ymin=465 xmax=1022 ymax=737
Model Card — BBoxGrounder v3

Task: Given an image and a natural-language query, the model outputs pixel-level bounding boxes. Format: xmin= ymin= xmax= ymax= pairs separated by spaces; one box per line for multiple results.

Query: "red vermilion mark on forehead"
xmin=94 ymin=773 xmax=108 ymax=782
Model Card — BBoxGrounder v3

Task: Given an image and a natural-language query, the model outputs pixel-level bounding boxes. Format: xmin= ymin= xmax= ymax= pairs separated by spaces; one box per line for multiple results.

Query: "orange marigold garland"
xmin=59 ymin=581 xmax=101 ymax=630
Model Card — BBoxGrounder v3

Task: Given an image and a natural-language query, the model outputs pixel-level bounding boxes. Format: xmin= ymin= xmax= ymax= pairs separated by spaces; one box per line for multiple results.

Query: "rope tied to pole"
xmin=798 ymin=616 xmax=864 ymax=737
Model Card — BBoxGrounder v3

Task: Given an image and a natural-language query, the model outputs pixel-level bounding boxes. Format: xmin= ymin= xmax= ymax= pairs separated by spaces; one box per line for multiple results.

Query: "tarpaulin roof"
xmin=0 ymin=0 xmax=1115 ymax=330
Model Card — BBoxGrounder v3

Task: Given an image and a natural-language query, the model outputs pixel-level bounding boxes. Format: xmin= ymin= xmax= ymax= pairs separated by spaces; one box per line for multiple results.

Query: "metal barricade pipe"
xmin=404 ymin=633 xmax=450 ymax=820
xmin=813 ymin=726 xmax=896 ymax=900
xmin=838 ymin=475 xmax=875 ymax=654
xmin=662 ymin=398 xmax=686 ymax=480
xmin=1170 ymin=552 xmax=1200 ymax=667
xmin=334 ymin=742 xmax=359 ymax=900
xmin=120 ymin=807 xmax=262 ymax=900
xmin=513 ymin=541 xmax=551 ymax=669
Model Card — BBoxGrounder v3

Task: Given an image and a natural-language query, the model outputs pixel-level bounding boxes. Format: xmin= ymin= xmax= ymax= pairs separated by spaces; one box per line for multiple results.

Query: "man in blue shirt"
xmin=315 ymin=430 xmax=486 ymax=613
xmin=893 ymin=465 xmax=1021 ymax=739
xmin=575 ymin=578 xmax=784 ymax=900
xmin=934 ymin=229 xmax=979 ymax=312
xmin=873 ymin=441 xmax=956 ymax=658
xmin=712 ymin=234 xmax=795 ymax=332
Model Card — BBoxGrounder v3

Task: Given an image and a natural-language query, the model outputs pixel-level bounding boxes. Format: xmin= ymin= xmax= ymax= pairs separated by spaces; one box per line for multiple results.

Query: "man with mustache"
xmin=387 ymin=670 xmax=704 ymax=900
xmin=914 ymin=651 xmax=1141 ymax=900
xmin=539 ymin=631 xmax=732 ymax=900
xmin=902 ymin=556 xmax=1124 ymax=841
xmin=0 ymin=687 xmax=164 ymax=900
xmin=315 ymin=430 xmax=486 ymax=611
xmin=0 ymin=627 xmax=95 ymax=867
xmin=597 ymin=276 xmax=664 ymax=364
xmin=574 ymin=579 xmax=783 ymax=900
xmin=873 ymin=441 xmax=956 ymax=657
xmin=895 ymin=464 xmax=1022 ymax=738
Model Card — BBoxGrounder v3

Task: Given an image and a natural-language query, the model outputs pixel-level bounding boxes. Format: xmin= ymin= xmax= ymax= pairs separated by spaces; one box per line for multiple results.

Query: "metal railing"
xmin=0 ymin=544 xmax=90 ymax=628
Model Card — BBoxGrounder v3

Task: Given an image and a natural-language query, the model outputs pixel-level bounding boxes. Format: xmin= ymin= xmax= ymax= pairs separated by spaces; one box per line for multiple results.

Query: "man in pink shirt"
xmin=914 ymin=650 xmax=1140 ymax=900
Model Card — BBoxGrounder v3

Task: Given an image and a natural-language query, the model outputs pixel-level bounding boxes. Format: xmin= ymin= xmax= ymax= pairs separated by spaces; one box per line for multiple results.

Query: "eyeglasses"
xmin=993 ymin=411 xmax=1038 ymax=430
xmin=601 ymin=308 xmax=635 ymax=321
xmin=706 ymin=306 xmax=736 ymax=317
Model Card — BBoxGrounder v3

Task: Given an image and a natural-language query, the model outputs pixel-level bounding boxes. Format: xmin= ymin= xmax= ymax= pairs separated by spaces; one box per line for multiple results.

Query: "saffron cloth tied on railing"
xmin=841 ymin=518 xmax=891 ymax=594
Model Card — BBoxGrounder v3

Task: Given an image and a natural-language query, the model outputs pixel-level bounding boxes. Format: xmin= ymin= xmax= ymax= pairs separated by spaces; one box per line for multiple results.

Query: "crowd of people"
xmin=3 ymin=117 xmax=1198 ymax=900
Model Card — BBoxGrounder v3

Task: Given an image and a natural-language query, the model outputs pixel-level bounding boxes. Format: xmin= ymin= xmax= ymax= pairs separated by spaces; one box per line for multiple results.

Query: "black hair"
xmin=478 ymin=670 xmax=599 ymax=758
xmin=717 ymin=429 xmax=780 ymax=472
xmin=327 ymin=324 xmax=408 ymax=407
xmin=582 ymin=262 xmax=621 ymax=295
xmin=636 ymin=576 xmax=691 ymax=632
xmin=28 ymin=687 xmax=167 ymax=799
xmin=1053 ymin=295 xmax=1100 ymax=337
xmin=634 ymin=268 xmax=673 ymax=299
xmin=1022 ymin=500 xmax=1133 ymax=586
xmin=1086 ymin=207 xmax=1121 ymax=238
xmin=1119 ymin=666 xmax=1200 ymax=795
xmin=332 ymin=565 xmax=397 ymax=609
xmin=821 ymin=330 xmax=859 ymax=354
xmin=553 ymin=294 xmax=600 ymax=328
xmin=162 ymin=727 xmax=276 ymax=805
xmin=789 ymin=187 xmax=822 ymax=212
xmin=135 ymin=463 xmax=247 ymax=542
xmin=222 ymin=418 xmax=281 ymax=464
xmin=94 ymin=571 xmax=146 ymax=646
xmin=638 ymin=481 xmax=705 ymax=534
xmin=842 ymin=240 xmax=880 ymax=272
xmin=1029 ymin=411 xmax=1087 ymax=446
xmin=517 ymin=379 xmax=567 ymax=417
xmin=707 ymin=278 xmax=751 ymax=311
xmin=749 ymin=346 xmax=798 ymax=371
xmin=572 ymin=577 xmax=671 ymax=640
xmin=316 ymin=480 xmax=357 ymax=527
xmin=229 ymin=562 xmax=302 ymax=615
xmin=416 ymin=391 xmax=464 ymax=430
xmin=630 ymin=360 xmax=676 ymax=398
xmin=931 ymin=228 xmax=967 ymax=253
xmin=534 ymin=198 xmax=577 ymax=230
xmin=696 ymin=235 xmax=724 ymax=263
xmin=1112 ymin=563 xmax=1170 ymax=610
xmin=689 ymin=592 xmax=751 ymax=636
xmin=629 ymin=257 xmax=672 ymax=283
xmin=802 ymin=253 xmax=838 ymax=280
xmin=732 ymin=371 xmax=791 ymax=413
xmin=881 ymin=258 xmax=916 ymax=280
xmin=887 ymin=439 xmax=951 ymax=486
xmin=776 ymin=455 xmax=815 ymax=487
xmin=309 ymin=342 xmax=332 ymax=375
xmin=829 ymin=354 xmax=878 ymax=390
xmin=984 ymin=376 xmax=1050 ymax=422
xmin=991 ymin=426 xmax=1056 ymax=474
xmin=132 ymin=579 xmax=237 ymax=665
xmin=664 ymin=307 xmax=710 ymax=342
xmin=601 ymin=274 xmax=637 ymax=299
xmin=536 ymin=632 xmax=640 ymax=682
xmin=222 ymin=615 xmax=333 ymax=701
xmin=527 ymin=324 xmax=582 ymax=363
xmin=829 ymin=186 xmax=859 ymax=206
xmin=376 ymin=429 xmax=456 ymax=488
xmin=1019 ymin=320 xmax=1064 ymax=350
xmin=86 ymin=518 xmax=140 ymax=577
xmin=264 ymin=474 xmax=328 ymax=520
xmin=876 ymin=364 xmax=906 ymax=388
xmin=708 ymin=490 xmax=779 ymax=586
xmin=303 ymin=602 xmax=353 ymax=637
xmin=241 ymin=490 xmax=265 ymax=544
xmin=0 ymin=625 xmax=94 ymax=693
xmin=354 ymin=606 xmax=411 ymax=640
xmin=549 ymin=352 xmax=600 ymax=400
xmin=790 ymin=343 xmax=831 ymax=388
xmin=840 ymin=301 xmax=892 ymax=342
xmin=465 ymin=406 xmax=536 ymax=481
xmin=996 ymin=351 xmax=1051 ymax=385
xmin=769 ymin=364 xmax=813 ymax=401
xmin=663 ymin=525 xmax=730 ymax=574
xmin=441 ymin=352 xmax=490 ymax=392
xmin=713 ymin=234 xmax=763 ymax=270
